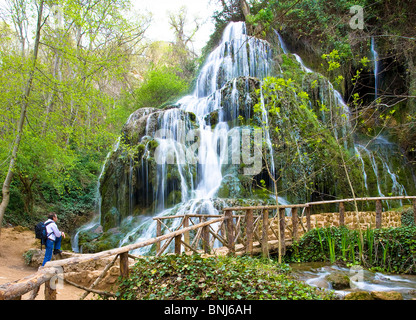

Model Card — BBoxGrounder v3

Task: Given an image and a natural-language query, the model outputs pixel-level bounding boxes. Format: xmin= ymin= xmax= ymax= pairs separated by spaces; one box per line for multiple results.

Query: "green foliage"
xmin=115 ymin=254 xmax=333 ymax=300
xmin=401 ymin=208 xmax=416 ymax=227
xmin=0 ymin=0 xmax=149 ymax=227
xmin=265 ymin=0 xmax=368 ymax=59
xmin=134 ymin=66 xmax=189 ymax=109
xmin=286 ymin=226 xmax=416 ymax=274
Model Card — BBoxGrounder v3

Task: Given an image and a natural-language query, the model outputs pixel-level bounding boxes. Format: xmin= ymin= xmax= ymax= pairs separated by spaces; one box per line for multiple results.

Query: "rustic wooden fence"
xmin=1 ymin=195 xmax=415 ymax=300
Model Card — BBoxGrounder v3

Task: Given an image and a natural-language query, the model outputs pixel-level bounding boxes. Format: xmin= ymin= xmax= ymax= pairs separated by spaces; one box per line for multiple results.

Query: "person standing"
xmin=41 ymin=212 xmax=65 ymax=267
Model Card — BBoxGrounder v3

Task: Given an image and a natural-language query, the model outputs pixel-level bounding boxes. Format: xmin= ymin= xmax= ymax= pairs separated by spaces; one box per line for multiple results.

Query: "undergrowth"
xmin=115 ymin=254 xmax=334 ymax=300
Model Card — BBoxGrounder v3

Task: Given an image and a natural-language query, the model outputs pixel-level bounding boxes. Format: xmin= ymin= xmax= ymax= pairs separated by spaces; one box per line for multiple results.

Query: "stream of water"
xmin=290 ymin=262 xmax=416 ymax=300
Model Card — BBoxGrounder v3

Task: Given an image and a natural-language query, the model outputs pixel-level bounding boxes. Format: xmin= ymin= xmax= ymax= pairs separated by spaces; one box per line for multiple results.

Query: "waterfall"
xmin=79 ymin=22 xmax=412 ymax=255
xmin=71 ymin=137 xmax=120 ymax=252
xmin=371 ymin=37 xmax=380 ymax=100
xmin=354 ymin=138 xmax=408 ymax=208
xmin=275 ymin=31 xmax=288 ymax=54
xmin=118 ymin=21 xmax=278 ymax=254
xmin=275 ymin=29 xmax=410 ymax=205
xmin=354 ymin=145 xmax=368 ymax=190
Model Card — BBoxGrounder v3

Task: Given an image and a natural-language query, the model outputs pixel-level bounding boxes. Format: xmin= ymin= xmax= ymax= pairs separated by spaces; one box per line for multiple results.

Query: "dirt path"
xmin=0 ymin=226 xmax=86 ymax=300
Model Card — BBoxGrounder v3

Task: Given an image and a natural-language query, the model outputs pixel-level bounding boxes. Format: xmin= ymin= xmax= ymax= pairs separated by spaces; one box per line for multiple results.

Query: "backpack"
xmin=35 ymin=221 xmax=53 ymax=249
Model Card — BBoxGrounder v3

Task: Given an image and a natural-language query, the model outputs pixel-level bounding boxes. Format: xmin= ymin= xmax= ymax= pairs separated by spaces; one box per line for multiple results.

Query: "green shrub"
xmin=401 ymin=208 xmax=415 ymax=227
xmin=115 ymin=254 xmax=333 ymax=300
xmin=134 ymin=66 xmax=189 ymax=109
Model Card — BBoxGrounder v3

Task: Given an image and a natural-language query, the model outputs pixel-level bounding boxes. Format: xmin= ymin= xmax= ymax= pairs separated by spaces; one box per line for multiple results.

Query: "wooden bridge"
xmin=1 ymin=196 xmax=415 ymax=300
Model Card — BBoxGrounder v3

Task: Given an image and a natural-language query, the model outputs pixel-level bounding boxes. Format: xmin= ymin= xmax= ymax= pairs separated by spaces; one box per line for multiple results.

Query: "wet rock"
xmin=371 ymin=291 xmax=403 ymax=300
xmin=344 ymin=291 xmax=374 ymax=300
xmin=325 ymin=272 xmax=350 ymax=290
xmin=308 ymin=278 xmax=330 ymax=289
xmin=92 ymin=225 xmax=103 ymax=234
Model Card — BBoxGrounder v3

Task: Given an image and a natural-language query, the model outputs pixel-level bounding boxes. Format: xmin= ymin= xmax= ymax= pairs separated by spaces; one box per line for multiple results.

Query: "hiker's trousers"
xmin=42 ymin=236 xmax=62 ymax=266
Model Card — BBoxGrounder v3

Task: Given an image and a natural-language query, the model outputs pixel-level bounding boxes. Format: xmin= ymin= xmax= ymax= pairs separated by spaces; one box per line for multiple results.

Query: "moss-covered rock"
xmin=325 ymin=272 xmax=351 ymax=290
xmin=344 ymin=291 xmax=374 ymax=300
xmin=371 ymin=291 xmax=403 ymax=300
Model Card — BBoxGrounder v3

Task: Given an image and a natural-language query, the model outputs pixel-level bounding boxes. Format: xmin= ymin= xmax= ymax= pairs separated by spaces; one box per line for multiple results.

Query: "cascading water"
xmin=75 ymin=22 xmax=413 ymax=254
xmin=291 ymin=263 xmax=416 ymax=300
xmin=371 ymin=37 xmax=380 ymax=100
xmin=276 ymin=30 xmax=412 ymax=207
xmin=71 ymin=137 xmax=120 ymax=252
xmin=354 ymin=137 xmax=409 ymax=208
xmin=118 ymin=21 xmax=278 ymax=254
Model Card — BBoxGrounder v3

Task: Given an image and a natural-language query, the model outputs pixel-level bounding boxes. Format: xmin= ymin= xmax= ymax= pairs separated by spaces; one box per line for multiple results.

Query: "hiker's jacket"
xmin=44 ymin=219 xmax=62 ymax=241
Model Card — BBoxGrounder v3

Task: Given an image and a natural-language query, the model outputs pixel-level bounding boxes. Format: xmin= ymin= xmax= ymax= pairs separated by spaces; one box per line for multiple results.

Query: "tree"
xmin=0 ymin=0 xmax=150 ymax=229
xmin=0 ymin=0 xmax=45 ymax=233
xmin=134 ymin=65 xmax=189 ymax=109
xmin=167 ymin=6 xmax=199 ymax=81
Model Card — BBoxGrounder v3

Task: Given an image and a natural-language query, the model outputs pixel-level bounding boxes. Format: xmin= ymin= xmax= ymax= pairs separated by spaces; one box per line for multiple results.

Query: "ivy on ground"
xmin=115 ymin=254 xmax=333 ymax=300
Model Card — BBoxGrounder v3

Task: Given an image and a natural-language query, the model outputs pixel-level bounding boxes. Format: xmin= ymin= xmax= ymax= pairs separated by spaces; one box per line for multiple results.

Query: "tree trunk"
xmin=18 ymin=173 xmax=37 ymax=215
xmin=0 ymin=0 xmax=45 ymax=234
xmin=239 ymin=0 xmax=250 ymax=18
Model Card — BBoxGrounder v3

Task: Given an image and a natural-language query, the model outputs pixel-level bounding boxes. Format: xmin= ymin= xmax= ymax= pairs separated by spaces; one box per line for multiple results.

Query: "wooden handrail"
xmin=0 ymin=217 xmax=224 ymax=300
xmin=223 ymin=196 xmax=416 ymax=211
xmin=46 ymin=217 xmax=224 ymax=268
xmin=153 ymin=214 xmax=224 ymax=220
xmin=2 ymin=195 xmax=415 ymax=300
xmin=223 ymin=204 xmax=310 ymax=211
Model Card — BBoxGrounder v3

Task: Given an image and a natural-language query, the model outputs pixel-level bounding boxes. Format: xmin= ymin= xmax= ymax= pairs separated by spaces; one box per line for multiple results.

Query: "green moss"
xmin=344 ymin=291 xmax=374 ymax=300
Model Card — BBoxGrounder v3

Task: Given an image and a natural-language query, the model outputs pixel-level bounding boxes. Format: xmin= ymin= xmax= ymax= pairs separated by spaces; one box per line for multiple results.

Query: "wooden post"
xmin=245 ymin=209 xmax=254 ymax=255
xmin=413 ymin=199 xmax=416 ymax=226
xmin=44 ymin=280 xmax=56 ymax=300
xmin=225 ymin=210 xmax=235 ymax=255
xmin=156 ymin=219 xmax=161 ymax=253
xmin=261 ymin=209 xmax=269 ymax=258
xmin=339 ymin=202 xmax=345 ymax=227
xmin=376 ymin=200 xmax=382 ymax=229
xmin=279 ymin=208 xmax=286 ymax=255
xmin=183 ymin=215 xmax=190 ymax=250
xmin=119 ymin=252 xmax=129 ymax=279
xmin=202 ymin=217 xmax=210 ymax=253
xmin=305 ymin=206 xmax=311 ymax=231
xmin=174 ymin=235 xmax=182 ymax=254
xmin=291 ymin=208 xmax=298 ymax=241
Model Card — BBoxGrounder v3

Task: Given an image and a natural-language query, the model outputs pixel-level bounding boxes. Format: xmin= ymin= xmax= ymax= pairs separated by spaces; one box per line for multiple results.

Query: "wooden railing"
xmin=1 ymin=196 xmax=415 ymax=300
xmin=222 ymin=196 xmax=416 ymax=258
xmin=0 ymin=216 xmax=224 ymax=300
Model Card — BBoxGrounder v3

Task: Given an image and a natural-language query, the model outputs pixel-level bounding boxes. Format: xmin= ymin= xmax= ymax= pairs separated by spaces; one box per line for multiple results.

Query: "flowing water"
xmin=73 ymin=22 xmax=413 ymax=255
xmin=276 ymin=31 xmax=411 ymax=205
xmin=371 ymin=37 xmax=380 ymax=100
xmin=291 ymin=262 xmax=416 ymax=300
xmin=118 ymin=21 xmax=277 ymax=254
